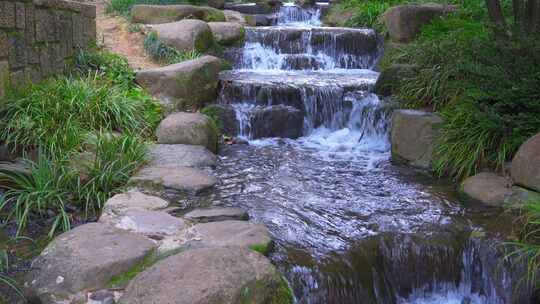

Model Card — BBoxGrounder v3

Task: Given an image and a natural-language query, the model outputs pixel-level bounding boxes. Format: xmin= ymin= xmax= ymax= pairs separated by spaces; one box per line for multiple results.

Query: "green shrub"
xmin=144 ymin=32 xmax=201 ymax=65
xmin=106 ymin=0 xmax=193 ymax=16
xmin=75 ymin=50 xmax=135 ymax=88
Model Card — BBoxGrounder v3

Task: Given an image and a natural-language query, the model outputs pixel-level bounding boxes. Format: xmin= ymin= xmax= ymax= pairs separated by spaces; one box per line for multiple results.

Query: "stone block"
xmin=33 ymin=0 xmax=96 ymax=18
xmin=0 ymin=2 xmax=16 ymax=29
xmin=83 ymin=16 xmax=96 ymax=47
xmin=15 ymin=2 xmax=25 ymax=29
xmin=24 ymin=3 xmax=35 ymax=45
xmin=0 ymin=31 xmax=7 ymax=58
xmin=0 ymin=60 xmax=9 ymax=100
xmin=10 ymin=68 xmax=27 ymax=87
xmin=39 ymin=46 xmax=52 ymax=77
xmin=27 ymin=45 xmax=40 ymax=64
xmin=72 ymin=13 xmax=83 ymax=48
xmin=26 ymin=66 xmax=42 ymax=83
xmin=56 ymin=11 xmax=73 ymax=58
xmin=8 ymin=33 xmax=27 ymax=70
xmin=35 ymin=8 xmax=57 ymax=42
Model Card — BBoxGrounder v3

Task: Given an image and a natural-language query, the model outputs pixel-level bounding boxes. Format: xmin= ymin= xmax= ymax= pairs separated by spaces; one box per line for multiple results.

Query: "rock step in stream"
xmin=25 ymin=140 xmax=289 ymax=302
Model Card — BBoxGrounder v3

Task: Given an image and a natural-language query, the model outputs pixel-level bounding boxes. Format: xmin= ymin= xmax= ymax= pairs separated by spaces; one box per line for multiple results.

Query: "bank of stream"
xmin=198 ymin=3 xmax=533 ymax=303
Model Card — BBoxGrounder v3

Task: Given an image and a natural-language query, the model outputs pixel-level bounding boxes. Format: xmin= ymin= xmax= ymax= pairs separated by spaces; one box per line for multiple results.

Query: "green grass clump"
xmin=106 ymin=0 xmax=205 ymax=16
xmin=0 ymin=50 xmax=160 ymax=237
xmin=144 ymin=32 xmax=201 ymax=65
xmin=382 ymin=4 xmax=540 ymax=180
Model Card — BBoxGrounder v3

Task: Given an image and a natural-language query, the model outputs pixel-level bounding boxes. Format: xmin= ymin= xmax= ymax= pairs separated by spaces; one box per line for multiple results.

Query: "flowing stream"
xmin=206 ymin=4 xmax=532 ymax=303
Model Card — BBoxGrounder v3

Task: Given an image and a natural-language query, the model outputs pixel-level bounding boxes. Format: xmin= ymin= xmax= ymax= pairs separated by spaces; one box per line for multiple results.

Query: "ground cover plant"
xmin=144 ymin=31 xmax=201 ymax=64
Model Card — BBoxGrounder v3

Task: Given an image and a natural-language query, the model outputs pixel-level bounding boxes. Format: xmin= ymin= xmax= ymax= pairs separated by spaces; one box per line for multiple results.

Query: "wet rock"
xmin=511 ymin=132 xmax=540 ymax=192
xmin=149 ymin=19 xmax=214 ymax=53
xmin=25 ymin=223 xmax=156 ymax=303
xmin=129 ymin=166 xmax=217 ymax=197
xmin=252 ymin=14 xmax=277 ymax=26
xmin=373 ymin=64 xmax=418 ymax=97
xmin=224 ymin=3 xmax=275 ymax=15
xmin=223 ymin=9 xmax=248 ymax=25
xmin=184 ymin=207 xmax=249 ymax=223
xmin=295 ymin=0 xmax=316 ymax=7
xmin=102 ymin=191 xmax=169 ymax=216
xmin=391 ymin=109 xmax=442 ymax=169
xmin=201 ymin=104 xmax=240 ymax=136
xmin=383 ymin=4 xmax=457 ymax=42
xmin=131 ymin=4 xmax=225 ymax=24
xmin=136 ymin=56 xmax=225 ymax=112
xmin=282 ymin=54 xmax=321 ymax=70
xmin=460 ymin=172 xmax=512 ymax=207
xmin=100 ymin=208 xmax=187 ymax=237
xmin=148 ymin=144 xmax=217 ymax=168
xmin=187 ymin=220 xmax=272 ymax=252
xmin=156 ymin=112 xmax=218 ymax=153
xmin=505 ymin=186 xmax=540 ymax=206
xmin=118 ymin=247 xmax=292 ymax=304
xmin=251 ymin=105 xmax=304 ymax=139
xmin=208 ymin=22 xmax=245 ymax=45
xmin=207 ymin=0 xmax=225 ymax=9
xmin=88 ymin=290 xmax=115 ymax=304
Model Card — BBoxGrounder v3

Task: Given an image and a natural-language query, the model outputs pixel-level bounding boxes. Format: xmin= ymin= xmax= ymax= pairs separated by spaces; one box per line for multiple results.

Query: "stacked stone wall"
xmin=0 ymin=0 xmax=96 ymax=98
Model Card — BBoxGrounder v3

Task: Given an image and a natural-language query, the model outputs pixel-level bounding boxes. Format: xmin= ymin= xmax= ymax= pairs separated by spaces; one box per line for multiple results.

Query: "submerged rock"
xmin=383 ymin=4 xmax=457 ymax=42
xmin=25 ymin=223 xmax=156 ymax=303
xmin=136 ymin=56 xmax=225 ymax=112
xmin=131 ymin=4 xmax=225 ymax=24
xmin=390 ymin=109 xmax=442 ymax=169
xmin=250 ymin=105 xmax=304 ymax=139
xmin=460 ymin=172 xmax=512 ymax=206
xmin=156 ymin=112 xmax=218 ymax=153
xmin=148 ymin=144 xmax=217 ymax=169
xmin=184 ymin=207 xmax=249 ymax=223
xmin=511 ymin=132 xmax=540 ymax=192
xmin=149 ymin=19 xmax=214 ymax=53
xmin=118 ymin=247 xmax=293 ymax=304
xmin=208 ymin=22 xmax=245 ymax=45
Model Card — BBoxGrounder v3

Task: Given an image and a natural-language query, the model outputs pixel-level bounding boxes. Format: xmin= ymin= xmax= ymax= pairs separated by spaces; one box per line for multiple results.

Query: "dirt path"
xmin=95 ymin=1 xmax=159 ymax=71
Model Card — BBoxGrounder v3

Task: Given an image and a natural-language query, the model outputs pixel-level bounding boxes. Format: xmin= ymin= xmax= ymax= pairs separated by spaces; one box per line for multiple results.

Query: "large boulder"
xmin=251 ymin=105 xmax=304 ymax=139
xmin=208 ymin=22 xmax=245 ymax=45
xmin=131 ymin=4 xmax=225 ymax=24
xmin=382 ymin=4 xmax=457 ymax=42
xmin=391 ymin=110 xmax=442 ymax=169
xmin=373 ymin=64 xmax=418 ymax=97
xmin=224 ymin=3 xmax=275 ymax=15
xmin=223 ymin=9 xmax=248 ymax=25
xmin=460 ymin=172 xmax=512 ymax=207
xmin=149 ymin=19 xmax=214 ymax=53
xmin=136 ymin=55 xmax=225 ymax=112
xmin=202 ymin=104 xmax=240 ymax=136
xmin=156 ymin=112 xmax=218 ymax=153
xmin=511 ymin=132 xmax=540 ymax=192
xmin=207 ymin=0 xmax=225 ymax=9
xmin=25 ymin=223 xmax=156 ymax=303
xmin=118 ymin=247 xmax=293 ymax=304
xmin=148 ymin=144 xmax=217 ymax=168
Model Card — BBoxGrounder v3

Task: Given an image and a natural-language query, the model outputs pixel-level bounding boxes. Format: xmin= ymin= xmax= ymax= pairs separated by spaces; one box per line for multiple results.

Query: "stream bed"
xmin=203 ymin=3 xmax=533 ymax=303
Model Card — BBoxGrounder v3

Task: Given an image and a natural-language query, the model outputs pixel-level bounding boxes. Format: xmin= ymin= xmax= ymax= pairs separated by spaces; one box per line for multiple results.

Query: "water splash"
xmin=277 ymin=3 xmax=322 ymax=26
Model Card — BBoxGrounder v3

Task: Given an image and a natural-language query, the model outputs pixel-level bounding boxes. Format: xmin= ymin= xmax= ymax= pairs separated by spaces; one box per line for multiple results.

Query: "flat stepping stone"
xmin=184 ymin=207 xmax=249 ymax=223
xmin=25 ymin=223 xmax=156 ymax=303
xmin=102 ymin=191 xmax=169 ymax=216
xmin=118 ymin=247 xmax=293 ymax=304
xmin=148 ymin=144 xmax=217 ymax=169
xmin=156 ymin=112 xmax=218 ymax=153
xmin=188 ymin=220 xmax=272 ymax=253
xmin=130 ymin=166 xmax=217 ymax=195
xmin=100 ymin=208 xmax=187 ymax=237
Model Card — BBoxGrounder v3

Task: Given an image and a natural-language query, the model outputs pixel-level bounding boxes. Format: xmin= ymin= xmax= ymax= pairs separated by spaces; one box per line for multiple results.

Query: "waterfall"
xmin=277 ymin=3 xmax=322 ymax=26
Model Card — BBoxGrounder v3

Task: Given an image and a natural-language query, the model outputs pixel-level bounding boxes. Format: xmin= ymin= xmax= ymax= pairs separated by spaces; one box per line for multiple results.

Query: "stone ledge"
xmin=33 ymin=0 xmax=96 ymax=18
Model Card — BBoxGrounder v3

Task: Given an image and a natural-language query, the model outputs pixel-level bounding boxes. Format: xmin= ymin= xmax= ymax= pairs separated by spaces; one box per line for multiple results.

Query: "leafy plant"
xmin=106 ymin=0 xmax=192 ymax=16
xmin=144 ymin=32 xmax=201 ymax=65
xmin=0 ymin=237 xmax=32 ymax=300
xmin=75 ymin=50 xmax=135 ymax=88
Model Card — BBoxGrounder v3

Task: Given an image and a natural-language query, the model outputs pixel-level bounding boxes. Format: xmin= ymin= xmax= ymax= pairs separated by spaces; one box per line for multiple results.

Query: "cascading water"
xmin=211 ymin=3 xmax=533 ymax=303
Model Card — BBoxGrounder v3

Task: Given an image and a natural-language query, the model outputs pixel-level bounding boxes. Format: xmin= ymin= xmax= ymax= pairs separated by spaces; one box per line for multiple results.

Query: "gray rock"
xmin=208 ymin=22 xmax=245 ymax=45
xmin=251 ymin=105 xmax=304 ymax=139
xmin=511 ymin=132 xmax=540 ymax=192
xmin=391 ymin=109 xmax=442 ymax=169
xmin=131 ymin=4 xmax=226 ymax=24
xmin=100 ymin=208 xmax=187 ymax=237
xmin=148 ymin=144 xmax=217 ymax=169
xmin=136 ymin=55 xmax=225 ymax=112
xmin=102 ymin=191 xmax=169 ymax=216
xmin=25 ymin=223 xmax=156 ymax=303
xmin=149 ymin=19 xmax=214 ymax=53
xmin=188 ymin=220 xmax=272 ymax=251
xmin=119 ymin=247 xmax=292 ymax=304
xmin=184 ymin=207 xmax=249 ymax=223
xmin=373 ymin=64 xmax=418 ymax=97
xmin=383 ymin=4 xmax=457 ymax=42
xmin=88 ymin=290 xmax=115 ymax=304
xmin=223 ymin=9 xmax=248 ymax=25
xmin=460 ymin=172 xmax=512 ymax=207
xmin=224 ymin=3 xmax=275 ymax=15
xmin=156 ymin=112 xmax=218 ymax=153
xmin=130 ymin=166 xmax=217 ymax=195
xmin=202 ymin=104 xmax=240 ymax=136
